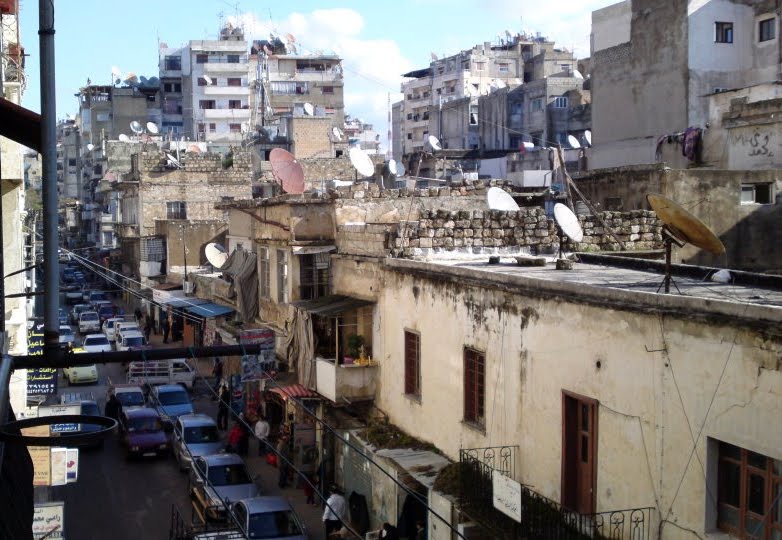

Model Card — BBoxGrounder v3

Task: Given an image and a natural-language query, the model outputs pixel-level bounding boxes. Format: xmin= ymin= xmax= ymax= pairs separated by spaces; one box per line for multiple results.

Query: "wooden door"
xmin=562 ymin=391 xmax=598 ymax=514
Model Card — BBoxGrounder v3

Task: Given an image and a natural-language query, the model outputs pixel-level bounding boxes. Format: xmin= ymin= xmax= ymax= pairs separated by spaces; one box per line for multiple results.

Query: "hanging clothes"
xmin=682 ymin=127 xmax=702 ymax=161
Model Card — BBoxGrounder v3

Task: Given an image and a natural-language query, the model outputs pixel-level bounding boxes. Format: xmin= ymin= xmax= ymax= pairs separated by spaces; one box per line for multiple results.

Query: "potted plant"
xmin=344 ymin=334 xmax=365 ymax=365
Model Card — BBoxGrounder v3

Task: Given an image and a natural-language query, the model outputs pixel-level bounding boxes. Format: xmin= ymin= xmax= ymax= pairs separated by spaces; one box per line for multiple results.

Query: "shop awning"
xmin=184 ymin=302 xmax=235 ymax=318
xmin=291 ymin=245 xmax=336 ymax=255
xmin=160 ymin=297 xmax=208 ymax=309
xmin=291 ymin=295 xmax=373 ymax=317
xmin=269 ymin=384 xmax=319 ymax=401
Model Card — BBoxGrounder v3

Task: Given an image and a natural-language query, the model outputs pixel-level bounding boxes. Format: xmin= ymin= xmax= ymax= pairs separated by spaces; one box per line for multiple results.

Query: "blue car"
xmin=149 ymin=384 xmax=193 ymax=426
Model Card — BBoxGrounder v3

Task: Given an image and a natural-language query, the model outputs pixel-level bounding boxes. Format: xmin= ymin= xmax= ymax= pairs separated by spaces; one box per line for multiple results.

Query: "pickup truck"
xmin=126 ymin=359 xmax=196 ymax=389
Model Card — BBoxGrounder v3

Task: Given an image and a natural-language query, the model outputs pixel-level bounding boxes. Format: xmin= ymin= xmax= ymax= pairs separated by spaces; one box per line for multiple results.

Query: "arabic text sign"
xmin=492 ymin=470 xmax=522 ymax=523
xmin=39 ymin=404 xmax=80 ymax=433
xmin=32 ymin=502 xmax=65 ymax=539
xmin=27 ymin=328 xmax=58 ymax=395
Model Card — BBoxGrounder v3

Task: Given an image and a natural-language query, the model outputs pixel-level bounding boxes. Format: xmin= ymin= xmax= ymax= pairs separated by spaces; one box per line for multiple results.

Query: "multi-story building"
xmin=590 ymin=0 xmax=782 ymax=169
xmin=56 ymin=119 xmax=80 ymax=199
xmin=343 ymin=115 xmax=381 ymax=155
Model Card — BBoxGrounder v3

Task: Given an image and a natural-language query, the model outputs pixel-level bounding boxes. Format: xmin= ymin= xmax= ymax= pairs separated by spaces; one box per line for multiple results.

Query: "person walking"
xmin=143 ymin=317 xmax=152 ymax=342
xmin=134 ymin=308 xmax=142 ymax=325
xmin=322 ymin=485 xmax=348 ymax=537
xmin=104 ymin=393 xmax=123 ymax=422
xmin=217 ymin=385 xmax=230 ymax=430
xmin=276 ymin=434 xmax=292 ymax=489
xmin=225 ymin=421 xmax=246 ymax=454
xmin=211 ymin=358 xmax=223 ymax=398
xmin=254 ymin=415 xmax=270 ymax=457
xmin=162 ymin=318 xmax=170 ymax=344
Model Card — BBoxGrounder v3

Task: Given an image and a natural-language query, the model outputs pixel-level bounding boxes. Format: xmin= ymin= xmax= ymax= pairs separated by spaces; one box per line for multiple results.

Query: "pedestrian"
xmin=303 ymin=472 xmax=317 ymax=506
xmin=238 ymin=415 xmax=251 ymax=456
xmin=322 ymin=485 xmax=348 ymax=537
xmin=217 ymin=385 xmax=230 ymax=430
xmin=144 ymin=317 xmax=152 ymax=342
xmin=162 ymin=318 xmax=170 ymax=344
xmin=134 ymin=308 xmax=142 ymax=324
xmin=226 ymin=421 xmax=245 ymax=454
xmin=276 ymin=434 xmax=291 ymax=489
xmin=415 ymin=520 xmax=426 ymax=540
xmin=211 ymin=358 xmax=223 ymax=398
xmin=254 ymin=415 xmax=270 ymax=457
xmin=104 ymin=393 xmax=123 ymax=422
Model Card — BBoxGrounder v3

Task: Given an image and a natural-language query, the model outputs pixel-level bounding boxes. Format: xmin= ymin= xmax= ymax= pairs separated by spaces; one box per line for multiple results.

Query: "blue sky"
xmin=19 ymin=1 xmax=617 ymax=140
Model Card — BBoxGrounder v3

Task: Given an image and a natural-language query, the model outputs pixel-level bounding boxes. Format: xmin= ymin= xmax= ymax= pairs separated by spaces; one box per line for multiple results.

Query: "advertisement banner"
xmin=65 ymin=448 xmax=79 ymax=483
xmin=239 ymin=328 xmax=275 ymax=381
xmin=32 ymin=502 xmax=65 ymax=539
xmin=50 ymin=448 xmax=67 ymax=486
xmin=23 ymin=425 xmax=50 ymax=486
xmin=26 ymin=325 xmax=58 ymax=395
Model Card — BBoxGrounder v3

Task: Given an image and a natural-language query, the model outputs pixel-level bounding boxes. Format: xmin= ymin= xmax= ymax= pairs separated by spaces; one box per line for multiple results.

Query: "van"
xmin=78 ymin=311 xmax=101 ymax=334
xmin=116 ymin=330 xmax=146 ymax=351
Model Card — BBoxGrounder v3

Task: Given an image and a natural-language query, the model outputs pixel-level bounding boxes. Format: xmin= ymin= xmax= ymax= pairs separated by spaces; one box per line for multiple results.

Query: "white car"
xmin=78 ymin=311 xmax=100 ymax=334
xmin=115 ymin=322 xmax=140 ymax=343
xmin=58 ymin=325 xmax=76 ymax=347
xmin=103 ymin=317 xmax=126 ymax=342
xmin=116 ymin=330 xmax=146 ymax=351
xmin=82 ymin=333 xmax=112 ymax=353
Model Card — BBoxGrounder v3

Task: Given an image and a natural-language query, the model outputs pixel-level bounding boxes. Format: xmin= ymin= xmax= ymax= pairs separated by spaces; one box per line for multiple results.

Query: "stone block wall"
xmin=136 ymin=150 xmax=253 ymax=179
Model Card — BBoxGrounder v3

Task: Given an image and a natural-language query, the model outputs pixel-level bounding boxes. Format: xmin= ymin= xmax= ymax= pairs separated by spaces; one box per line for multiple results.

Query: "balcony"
xmin=201 ymin=107 xmax=251 ymax=119
xmin=202 ymin=85 xmax=250 ymax=96
xmin=315 ymin=357 xmax=378 ymax=403
xmin=201 ymin=61 xmax=248 ymax=74
xmin=291 ymin=69 xmax=343 ymax=82
xmin=100 ymin=213 xmax=116 ymax=224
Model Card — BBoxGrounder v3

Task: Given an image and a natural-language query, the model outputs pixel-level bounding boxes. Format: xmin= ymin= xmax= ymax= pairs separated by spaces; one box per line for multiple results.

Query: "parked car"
xmin=173 ymin=414 xmax=222 ymax=471
xmin=59 ymin=393 xmax=104 ymax=449
xmin=232 ymin=497 xmax=306 ymax=539
xmin=58 ymin=308 xmax=69 ymax=326
xmin=97 ymin=304 xmax=118 ymax=325
xmin=78 ymin=311 xmax=100 ymax=334
xmin=103 ymin=317 xmax=126 ymax=342
xmin=70 ymin=304 xmax=90 ymax=325
xmin=190 ymin=454 xmax=260 ymax=521
xmin=118 ymin=408 xmax=169 ymax=459
xmin=108 ymin=383 xmax=146 ymax=412
xmin=149 ymin=384 xmax=194 ymax=425
xmin=82 ymin=333 xmax=112 ymax=353
xmin=116 ymin=330 xmax=145 ymax=351
xmin=58 ymin=325 xmax=76 ymax=347
xmin=115 ymin=322 xmax=140 ymax=343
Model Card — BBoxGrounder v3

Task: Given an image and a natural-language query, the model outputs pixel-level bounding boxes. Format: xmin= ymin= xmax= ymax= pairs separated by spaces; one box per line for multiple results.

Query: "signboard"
xmin=39 ymin=404 xmax=80 ymax=434
xmin=66 ymin=448 xmax=79 ymax=483
xmin=492 ymin=470 xmax=522 ymax=523
xmin=152 ymin=288 xmax=184 ymax=304
xmin=50 ymin=448 xmax=68 ymax=486
xmin=32 ymin=502 xmax=65 ymax=539
xmin=23 ymin=425 xmax=50 ymax=487
xmin=26 ymin=325 xmax=58 ymax=395
xmin=239 ymin=328 xmax=275 ymax=381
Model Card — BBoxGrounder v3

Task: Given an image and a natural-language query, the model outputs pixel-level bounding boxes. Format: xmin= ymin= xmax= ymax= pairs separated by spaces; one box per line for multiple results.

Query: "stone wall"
xmin=136 ymin=150 xmax=253 ymax=178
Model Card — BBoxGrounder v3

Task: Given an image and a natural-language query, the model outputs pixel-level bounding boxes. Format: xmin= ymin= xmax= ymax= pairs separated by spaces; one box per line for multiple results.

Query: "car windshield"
xmin=247 ymin=510 xmax=303 ymax=539
xmin=124 ymin=336 xmax=144 ymax=347
xmin=207 ymin=464 xmax=251 ymax=486
xmin=184 ymin=425 xmax=220 ymax=444
xmin=86 ymin=336 xmax=109 ymax=346
xmin=158 ymin=391 xmax=189 ymax=406
xmin=99 ymin=307 xmax=114 ymax=316
xmin=127 ymin=417 xmax=162 ymax=433
xmin=81 ymin=313 xmax=98 ymax=321
xmin=82 ymin=403 xmax=100 ymax=416
xmin=116 ymin=392 xmax=144 ymax=406
xmin=60 ymin=328 xmax=73 ymax=336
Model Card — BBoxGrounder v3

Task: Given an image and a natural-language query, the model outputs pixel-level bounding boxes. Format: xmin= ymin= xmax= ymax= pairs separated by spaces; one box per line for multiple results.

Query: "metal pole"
xmin=39 ymin=0 xmax=59 ymax=354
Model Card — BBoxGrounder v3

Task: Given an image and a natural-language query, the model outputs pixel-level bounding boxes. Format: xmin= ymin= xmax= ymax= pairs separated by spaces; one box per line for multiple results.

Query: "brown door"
xmin=561 ymin=391 xmax=598 ymax=514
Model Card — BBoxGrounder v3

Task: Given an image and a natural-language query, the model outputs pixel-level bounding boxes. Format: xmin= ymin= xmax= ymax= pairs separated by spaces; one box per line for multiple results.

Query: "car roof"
xmin=121 ymin=330 xmax=144 ymax=337
xmin=114 ymin=385 xmax=144 ymax=393
xmin=125 ymin=407 xmax=160 ymax=419
xmin=84 ymin=334 xmax=108 ymax=341
xmin=59 ymin=325 xmax=72 ymax=331
xmin=202 ymin=453 xmax=245 ymax=466
xmin=240 ymin=496 xmax=294 ymax=514
xmin=80 ymin=311 xmax=98 ymax=316
xmin=155 ymin=384 xmax=186 ymax=393
xmin=178 ymin=414 xmax=216 ymax=427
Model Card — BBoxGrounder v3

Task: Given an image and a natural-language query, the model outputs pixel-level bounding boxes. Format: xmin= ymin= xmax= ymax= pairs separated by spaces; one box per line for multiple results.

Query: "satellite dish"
xmin=269 ymin=148 xmax=305 ymax=194
xmin=573 ymin=69 xmax=584 ymax=80
xmin=568 ymin=135 xmax=581 ymax=149
xmin=118 ymin=134 xmax=130 ymax=142
xmin=165 ymin=153 xmax=182 ymax=168
xmin=431 ymin=52 xmax=438 ymax=61
xmin=487 ymin=187 xmax=520 ymax=211
xmin=553 ymin=203 xmax=584 ymax=252
xmin=388 ymin=159 xmax=398 ymax=175
xmin=205 ymin=243 xmax=229 ymax=269
xmin=303 ymin=103 xmax=314 ymax=116
xmin=114 ymin=78 xmax=122 ymax=85
xmin=146 ymin=122 xmax=159 ymax=134
xmin=187 ymin=144 xmax=202 ymax=154
xmin=203 ymin=75 xmax=213 ymax=86
xmin=646 ymin=193 xmax=726 ymax=293
xmin=349 ymin=147 xmax=375 ymax=178
xmin=332 ymin=127 xmax=343 ymax=141
xmin=521 ymin=142 xmax=535 ymax=151
xmin=285 ymin=33 xmax=296 ymax=43
xmin=86 ymin=143 xmax=95 ymax=151
xmin=288 ymin=43 xmax=298 ymax=54
xmin=396 ymin=161 xmax=406 ymax=177
xmin=494 ymin=79 xmax=506 ymax=89
xmin=584 ymin=130 xmax=592 ymax=145
xmin=263 ymin=44 xmax=273 ymax=56
xmin=111 ymin=66 xmax=122 ymax=78
xmin=124 ymin=72 xmax=138 ymax=85
xmin=129 ymin=121 xmax=143 ymax=134
xmin=425 ymin=135 xmax=442 ymax=152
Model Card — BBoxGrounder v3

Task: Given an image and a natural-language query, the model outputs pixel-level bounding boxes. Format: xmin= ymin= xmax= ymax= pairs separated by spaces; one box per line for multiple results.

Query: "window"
xmin=68 ymin=158 xmax=77 ymax=167
xmin=229 ymin=123 xmax=242 ymax=133
xmin=321 ymin=86 xmax=334 ymax=94
xmin=227 ymin=54 xmax=240 ymax=63
xmin=463 ymin=347 xmax=485 ymax=426
xmin=197 ymin=77 xmax=208 ymax=86
xmin=166 ymin=201 xmax=186 ymax=220
xmin=469 ymin=106 xmax=478 ymax=126
xmin=406 ymin=113 xmax=413 ymax=120
xmin=209 ymin=123 xmax=216 ymax=133
xmin=163 ymin=82 xmax=182 ymax=93
xmin=716 ymin=22 xmax=734 ymax=43
xmin=197 ymin=123 xmax=205 ymax=133
xmin=717 ymin=441 xmax=782 ymax=539
xmin=196 ymin=54 xmax=208 ymax=64
xmin=531 ymin=98 xmax=544 ymax=112
xmin=404 ymin=331 xmax=421 ymax=398
xmin=561 ymin=63 xmax=572 ymax=74
xmin=474 ymin=61 xmax=486 ymax=71
xmin=276 ymin=250 xmax=288 ymax=304
xmin=759 ymin=17 xmax=776 ymax=42
xmin=554 ymin=96 xmax=569 ymax=108
xmin=741 ymin=183 xmax=772 ymax=204
xmin=259 ymin=248 xmax=270 ymax=299
xmin=164 ymin=56 xmax=181 ymax=71
xmin=227 ymin=77 xmax=242 ymax=87
xmin=199 ymin=100 xmax=216 ymax=110
xmin=407 ymin=133 xmax=412 ymax=140
xmin=498 ymin=63 xmax=509 ymax=73
xmin=229 ymin=100 xmax=242 ymax=109
xmin=299 ymin=254 xmax=330 ymax=300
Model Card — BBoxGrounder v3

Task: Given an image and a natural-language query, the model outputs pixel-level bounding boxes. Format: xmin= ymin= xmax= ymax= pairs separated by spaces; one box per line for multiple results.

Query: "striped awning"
xmin=269 ymin=384 xmax=319 ymax=401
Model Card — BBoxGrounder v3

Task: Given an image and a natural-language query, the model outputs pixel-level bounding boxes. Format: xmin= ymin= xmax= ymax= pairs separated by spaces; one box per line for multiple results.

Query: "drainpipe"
xmin=39 ymin=0 xmax=59 ymax=355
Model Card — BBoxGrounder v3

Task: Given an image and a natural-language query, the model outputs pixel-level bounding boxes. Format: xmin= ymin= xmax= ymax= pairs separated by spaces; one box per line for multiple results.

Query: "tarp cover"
xmin=220 ymin=248 xmax=258 ymax=322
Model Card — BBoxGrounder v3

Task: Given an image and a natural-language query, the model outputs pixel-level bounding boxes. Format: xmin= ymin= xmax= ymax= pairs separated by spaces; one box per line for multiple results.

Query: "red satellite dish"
xmin=188 ymin=144 xmax=202 ymax=154
xmin=263 ymin=44 xmax=273 ymax=56
xmin=269 ymin=148 xmax=305 ymax=194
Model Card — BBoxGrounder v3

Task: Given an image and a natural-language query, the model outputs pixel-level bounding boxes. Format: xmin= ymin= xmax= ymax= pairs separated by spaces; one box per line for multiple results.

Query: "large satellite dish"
xmin=567 ymin=135 xmax=581 ymax=149
xmin=487 ymin=187 xmax=520 ymax=211
xmin=118 ymin=134 xmax=130 ymax=142
xmin=396 ymin=161 xmax=406 ymax=177
xmin=332 ymin=126 xmax=343 ymax=141
xmin=647 ymin=193 xmax=726 ymax=293
xmin=205 ymin=243 xmax=228 ymax=269
xmin=424 ymin=135 xmax=442 ymax=152
xmin=203 ymin=75 xmax=213 ymax=86
xmin=349 ymin=147 xmax=375 ymax=178
xmin=388 ymin=159 xmax=398 ymax=175
xmin=553 ymin=203 xmax=583 ymax=259
xmin=269 ymin=148 xmax=305 ymax=194
xmin=303 ymin=103 xmax=314 ymax=116
xmin=584 ymin=130 xmax=592 ymax=145
xmin=129 ymin=121 xmax=143 ymax=134
xmin=86 ymin=143 xmax=95 ymax=152
xmin=146 ymin=122 xmax=159 ymax=134
xmin=165 ymin=153 xmax=182 ymax=168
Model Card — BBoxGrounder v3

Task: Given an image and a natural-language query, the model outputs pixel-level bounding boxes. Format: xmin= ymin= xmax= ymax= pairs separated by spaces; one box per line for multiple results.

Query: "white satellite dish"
xmin=584 ymin=130 xmax=592 ymax=145
xmin=487 ymin=187 xmax=520 ymax=211
xmin=205 ymin=243 xmax=228 ymax=269
xmin=573 ymin=69 xmax=584 ymax=80
xmin=388 ymin=159 xmax=398 ymax=175
xmin=397 ymin=161 xmax=406 ymax=177
xmin=203 ymin=75 xmax=213 ymax=85
xmin=129 ymin=121 xmax=143 ymax=134
xmin=118 ymin=134 xmax=130 ymax=142
xmin=521 ymin=141 xmax=535 ymax=150
xmin=425 ymin=135 xmax=442 ymax=152
xmin=553 ymin=203 xmax=584 ymax=243
xmin=146 ymin=122 xmax=159 ymax=134
xmin=331 ymin=126 xmax=342 ymax=141
xmin=165 ymin=153 xmax=182 ymax=168
xmin=494 ymin=79 xmax=506 ymax=89
xmin=303 ymin=103 xmax=314 ymax=116
xmin=86 ymin=143 xmax=95 ymax=151
xmin=349 ymin=147 xmax=375 ymax=178
xmin=111 ymin=66 xmax=122 ymax=78
xmin=568 ymin=135 xmax=581 ymax=149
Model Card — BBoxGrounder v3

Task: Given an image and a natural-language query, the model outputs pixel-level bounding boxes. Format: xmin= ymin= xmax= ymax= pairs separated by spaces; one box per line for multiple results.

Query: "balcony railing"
xmin=459 ymin=447 xmax=654 ymax=539
xmin=315 ymin=357 xmax=377 ymax=403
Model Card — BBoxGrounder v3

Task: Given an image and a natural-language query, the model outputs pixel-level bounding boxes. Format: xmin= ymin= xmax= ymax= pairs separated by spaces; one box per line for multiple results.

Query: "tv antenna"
xmin=269 ymin=148 xmax=305 ymax=194
xmin=205 ymin=243 xmax=229 ymax=269
xmin=647 ymin=194 xmax=726 ymax=294
xmin=553 ymin=203 xmax=584 ymax=259
xmin=487 ymin=187 xmax=520 ymax=212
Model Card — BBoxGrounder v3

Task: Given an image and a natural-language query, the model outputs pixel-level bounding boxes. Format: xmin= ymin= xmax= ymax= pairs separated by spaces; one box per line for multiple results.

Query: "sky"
xmin=19 ymin=0 xmax=618 ymax=146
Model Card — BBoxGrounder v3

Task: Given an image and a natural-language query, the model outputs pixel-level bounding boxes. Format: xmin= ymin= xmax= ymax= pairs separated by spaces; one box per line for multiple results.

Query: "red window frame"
xmin=403 ymin=331 xmax=420 ymax=397
xmin=463 ymin=347 xmax=485 ymax=426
